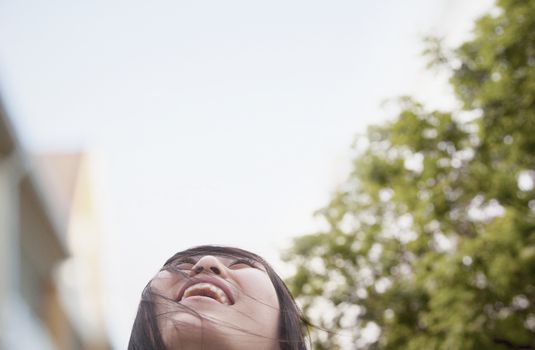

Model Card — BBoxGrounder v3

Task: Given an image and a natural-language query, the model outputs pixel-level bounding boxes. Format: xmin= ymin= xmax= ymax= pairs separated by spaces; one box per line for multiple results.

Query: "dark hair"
xmin=128 ymin=245 xmax=309 ymax=350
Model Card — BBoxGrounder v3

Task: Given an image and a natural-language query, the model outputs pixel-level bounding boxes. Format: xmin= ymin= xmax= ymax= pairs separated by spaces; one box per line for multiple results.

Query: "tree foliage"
xmin=284 ymin=1 xmax=535 ymax=348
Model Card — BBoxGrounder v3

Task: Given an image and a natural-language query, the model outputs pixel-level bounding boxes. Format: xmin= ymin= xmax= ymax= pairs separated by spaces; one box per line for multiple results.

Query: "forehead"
xmin=166 ymin=251 xmax=263 ymax=264
xmin=169 ymin=247 xmax=261 ymax=260
xmin=177 ymin=255 xmax=241 ymax=263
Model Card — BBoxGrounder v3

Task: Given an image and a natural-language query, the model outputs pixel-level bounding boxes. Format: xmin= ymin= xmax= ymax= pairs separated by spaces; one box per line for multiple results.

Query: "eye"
xmin=170 ymin=257 xmax=197 ymax=270
xmin=174 ymin=262 xmax=194 ymax=270
xmin=229 ymin=258 xmax=257 ymax=269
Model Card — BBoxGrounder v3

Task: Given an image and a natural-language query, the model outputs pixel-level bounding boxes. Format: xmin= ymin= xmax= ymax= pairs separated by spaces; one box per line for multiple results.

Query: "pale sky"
xmin=0 ymin=1 xmax=493 ymax=348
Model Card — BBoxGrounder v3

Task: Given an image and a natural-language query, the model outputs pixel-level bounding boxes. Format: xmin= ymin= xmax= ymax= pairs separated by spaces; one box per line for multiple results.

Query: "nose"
xmin=190 ymin=255 xmax=228 ymax=277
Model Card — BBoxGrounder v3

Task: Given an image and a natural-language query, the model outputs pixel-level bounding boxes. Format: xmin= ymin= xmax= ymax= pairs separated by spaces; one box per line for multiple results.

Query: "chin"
xmin=160 ymin=309 xmax=234 ymax=350
xmin=158 ymin=299 xmax=278 ymax=350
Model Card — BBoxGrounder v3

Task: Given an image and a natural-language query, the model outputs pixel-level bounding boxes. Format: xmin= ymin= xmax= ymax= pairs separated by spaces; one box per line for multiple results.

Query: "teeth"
xmin=182 ymin=283 xmax=230 ymax=305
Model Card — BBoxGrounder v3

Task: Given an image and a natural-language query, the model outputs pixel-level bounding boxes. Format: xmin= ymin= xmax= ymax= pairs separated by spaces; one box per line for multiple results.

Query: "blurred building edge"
xmin=34 ymin=153 xmax=112 ymax=350
xmin=0 ymin=101 xmax=111 ymax=350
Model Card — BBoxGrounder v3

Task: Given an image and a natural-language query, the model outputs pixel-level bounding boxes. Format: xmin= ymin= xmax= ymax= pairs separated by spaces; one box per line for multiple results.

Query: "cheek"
xmin=150 ymin=270 xmax=180 ymax=299
xmin=234 ymin=270 xmax=280 ymax=339
xmin=149 ymin=271 xmax=199 ymax=347
xmin=237 ymin=270 xmax=279 ymax=309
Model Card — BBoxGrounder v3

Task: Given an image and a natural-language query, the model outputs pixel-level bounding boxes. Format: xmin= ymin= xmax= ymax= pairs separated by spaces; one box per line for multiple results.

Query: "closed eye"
xmin=228 ymin=258 xmax=257 ymax=269
xmin=169 ymin=257 xmax=197 ymax=270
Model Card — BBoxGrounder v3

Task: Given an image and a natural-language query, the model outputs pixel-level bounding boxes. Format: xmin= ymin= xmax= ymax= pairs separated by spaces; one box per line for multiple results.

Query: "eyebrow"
xmin=168 ymin=255 xmax=266 ymax=271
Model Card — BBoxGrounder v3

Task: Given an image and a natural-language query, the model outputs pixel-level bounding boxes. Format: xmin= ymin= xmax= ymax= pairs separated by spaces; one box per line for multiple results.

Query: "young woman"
xmin=128 ymin=245 xmax=309 ymax=350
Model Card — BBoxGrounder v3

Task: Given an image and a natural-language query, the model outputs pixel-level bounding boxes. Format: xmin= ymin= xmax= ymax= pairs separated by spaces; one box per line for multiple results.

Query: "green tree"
xmin=284 ymin=0 xmax=535 ymax=349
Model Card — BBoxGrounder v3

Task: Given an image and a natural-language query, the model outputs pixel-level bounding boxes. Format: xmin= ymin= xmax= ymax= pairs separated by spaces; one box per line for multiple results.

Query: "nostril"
xmin=210 ymin=266 xmax=221 ymax=274
xmin=194 ymin=266 xmax=204 ymax=274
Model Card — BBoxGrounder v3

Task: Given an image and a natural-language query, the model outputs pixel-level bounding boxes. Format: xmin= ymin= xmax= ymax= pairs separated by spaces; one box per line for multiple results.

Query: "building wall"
xmin=0 ymin=140 xmax=66 ymax=350
xmin=41 ymin=153 xmax=112 ymax=350
xmin=0 ymin=101 xmax=110 ymax=350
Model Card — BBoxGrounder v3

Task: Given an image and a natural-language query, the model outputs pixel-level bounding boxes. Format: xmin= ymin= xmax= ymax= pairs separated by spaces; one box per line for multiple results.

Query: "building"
xmin=0 ymin=98 xmax=111 ymax=349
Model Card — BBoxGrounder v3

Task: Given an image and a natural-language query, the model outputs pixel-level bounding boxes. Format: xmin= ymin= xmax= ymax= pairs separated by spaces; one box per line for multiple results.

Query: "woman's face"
xmin=150 ymin=254 xmax=281 ymax=350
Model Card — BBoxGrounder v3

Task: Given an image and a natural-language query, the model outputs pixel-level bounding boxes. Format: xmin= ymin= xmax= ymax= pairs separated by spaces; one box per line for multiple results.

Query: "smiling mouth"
xmin=181 ymin=283 xmax=231 ymax=305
